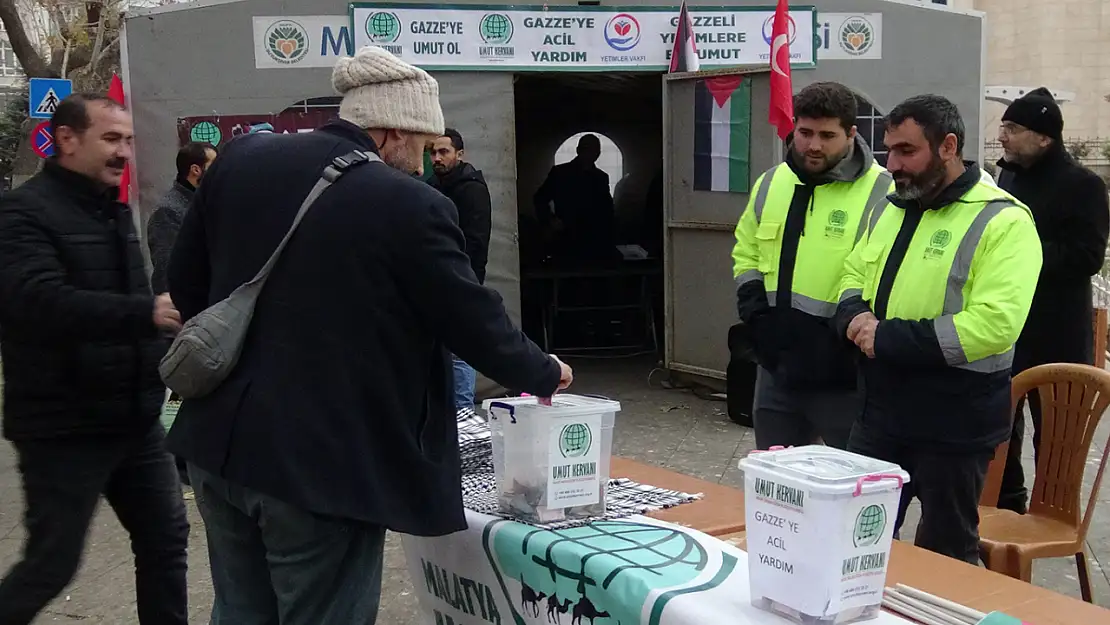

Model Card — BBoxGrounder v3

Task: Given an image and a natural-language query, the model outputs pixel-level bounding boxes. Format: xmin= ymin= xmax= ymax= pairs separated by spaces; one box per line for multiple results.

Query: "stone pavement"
xmin=0 ymin=356 xmax=1108 ymax=622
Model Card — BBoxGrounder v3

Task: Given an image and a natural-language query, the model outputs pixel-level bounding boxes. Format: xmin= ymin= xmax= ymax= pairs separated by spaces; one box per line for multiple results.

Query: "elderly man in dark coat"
xmin=995 ymin=87 xmax=1110 ymax=513
xmin=167 ymin=46 xmax=572 ymax=624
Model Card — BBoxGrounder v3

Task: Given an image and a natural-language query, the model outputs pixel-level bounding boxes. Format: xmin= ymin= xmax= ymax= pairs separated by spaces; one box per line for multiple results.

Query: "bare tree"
xmin=0 ymin=0 xmax=149 ymax=182
xmin=0 ymin=0 xmax=128 ymax=89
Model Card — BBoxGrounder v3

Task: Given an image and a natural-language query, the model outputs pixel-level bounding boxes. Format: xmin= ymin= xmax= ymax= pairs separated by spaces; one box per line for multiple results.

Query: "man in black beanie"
xmin=996 ymin=87 xmax=1110 ymax=513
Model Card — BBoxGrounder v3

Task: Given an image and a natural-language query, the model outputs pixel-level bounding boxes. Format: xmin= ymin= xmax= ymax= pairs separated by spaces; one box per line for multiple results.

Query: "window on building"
xmin=854 ymin=96 xmax=887 ymax=167
xmin=0 ymin=37 xmax=23 ymax=77
xmin=554 ymin=132 xmax=623 ymax=196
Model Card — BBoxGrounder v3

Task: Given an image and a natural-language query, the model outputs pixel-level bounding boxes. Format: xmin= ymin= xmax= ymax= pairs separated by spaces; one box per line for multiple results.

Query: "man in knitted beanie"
xmin=995 ymin=87 xmax=1110 ymax=514
xmin=165 ymin=45 xmax=573 ymax=624
xmin=998 ymin=87 xmax=1062 ymax=165
xmin=332 ymin=45 xmax=445 ymax=174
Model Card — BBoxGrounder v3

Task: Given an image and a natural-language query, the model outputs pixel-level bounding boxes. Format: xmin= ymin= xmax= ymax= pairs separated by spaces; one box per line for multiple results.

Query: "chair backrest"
xmin=1014 ymin=364 xmax=1110 ymax=537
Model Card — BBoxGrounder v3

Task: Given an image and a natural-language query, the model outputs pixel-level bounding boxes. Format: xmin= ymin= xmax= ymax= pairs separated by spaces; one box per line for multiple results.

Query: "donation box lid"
xmin=739 ymin=445 xmax=909 ymax=496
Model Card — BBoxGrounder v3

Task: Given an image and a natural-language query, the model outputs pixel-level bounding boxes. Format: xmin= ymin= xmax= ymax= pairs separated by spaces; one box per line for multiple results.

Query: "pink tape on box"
xmin=520 ymin=393 xmax=553 ymax=406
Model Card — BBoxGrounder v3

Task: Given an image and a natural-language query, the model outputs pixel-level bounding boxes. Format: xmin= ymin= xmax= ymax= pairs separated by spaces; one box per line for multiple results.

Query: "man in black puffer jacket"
xmin=0 ymin=94 xmax=189 ymax=625
xmin=994 ymin=87 xmax=1110 ymax=514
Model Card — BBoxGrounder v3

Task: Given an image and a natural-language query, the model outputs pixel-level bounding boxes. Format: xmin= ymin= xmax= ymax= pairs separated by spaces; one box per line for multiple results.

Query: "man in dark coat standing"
xmin=147 ymin=141 xmax=217 ymax=294
xmin=0 ymin=94 xmax=189 ymax=624
xmin=430 ymin=128 xmax=492 ymax=410
xmin=996 ymin=87 xmax=1110 ymax=513
xmin=167 ymin=46 xmax=572 ymax=624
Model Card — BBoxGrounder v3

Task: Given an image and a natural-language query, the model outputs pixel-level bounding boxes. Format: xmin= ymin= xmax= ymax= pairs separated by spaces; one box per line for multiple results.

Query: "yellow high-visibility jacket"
xmin=730 ymin=138 xmax=891 ymax=389
xmin=835 ymin=164 xmax=1043 ymax=450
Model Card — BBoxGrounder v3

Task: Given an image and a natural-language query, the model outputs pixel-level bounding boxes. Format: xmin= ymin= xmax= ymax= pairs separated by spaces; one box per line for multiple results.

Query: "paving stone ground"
xmin=0 ymin=356 xmax=1107 ymax=622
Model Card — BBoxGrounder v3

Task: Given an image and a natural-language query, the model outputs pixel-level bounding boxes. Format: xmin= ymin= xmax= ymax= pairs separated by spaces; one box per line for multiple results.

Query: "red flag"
xmin=668 ymin=1 xmax=699 ymax=73
xmin=107 ymin=74 xmax=132 ymax=203
xmin=768 ymin=0 xmax=794 ymax=141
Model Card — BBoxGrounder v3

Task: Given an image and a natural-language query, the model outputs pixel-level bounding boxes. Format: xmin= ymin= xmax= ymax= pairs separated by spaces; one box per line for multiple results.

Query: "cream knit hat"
xmin=332 ymin=46 xmax=444 ymax=135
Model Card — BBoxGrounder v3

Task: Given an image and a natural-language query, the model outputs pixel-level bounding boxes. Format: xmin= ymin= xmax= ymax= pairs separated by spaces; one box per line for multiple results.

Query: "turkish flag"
xmin=768 ymin=0 xmax=794 ymax=141
xmin=107 ymin=74 xmax=131 ymax=203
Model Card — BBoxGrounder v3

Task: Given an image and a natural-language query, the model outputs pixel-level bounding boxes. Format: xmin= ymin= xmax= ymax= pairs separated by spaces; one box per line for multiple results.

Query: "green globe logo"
xmin=265 ymin=20 xmax=309 ymax=64
xmin=930 ymin=229 xmax=952 ymax=248
xmin=366 ymin=12 xmax=401 ymax=43
xmin=189 ymin=121 xmax=222 ymax=146
xmin=828 ymin=209 xmax=848 ymax=227
xmin=853 ymin=504 xmax=886 ymax=547
xmin=838 ymin=16 xmax=874 ymax=56
xmin=479 ymin=13 xmax=514 ymax=45
xmin=559 ymin=423 xmax=593 ymax=458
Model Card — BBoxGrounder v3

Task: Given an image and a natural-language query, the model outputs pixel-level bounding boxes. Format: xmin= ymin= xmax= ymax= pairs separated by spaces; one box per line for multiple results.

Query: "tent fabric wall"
xmin=123 ymin=2 xmax=518 ymax=397
xmin=123 ymin=0 xmax=984 ymax=383
xmin=436 ymin=73 xmax=520 ymax=396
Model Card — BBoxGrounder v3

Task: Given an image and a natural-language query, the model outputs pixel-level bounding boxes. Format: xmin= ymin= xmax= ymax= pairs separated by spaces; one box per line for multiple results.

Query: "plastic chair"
xmin=977 ymin=363 xmax=1110 ymax=602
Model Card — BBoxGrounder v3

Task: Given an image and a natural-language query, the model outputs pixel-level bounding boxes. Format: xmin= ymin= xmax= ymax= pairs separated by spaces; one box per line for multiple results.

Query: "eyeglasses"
xmin=998 ymin=123 xmax=1028 ymax=136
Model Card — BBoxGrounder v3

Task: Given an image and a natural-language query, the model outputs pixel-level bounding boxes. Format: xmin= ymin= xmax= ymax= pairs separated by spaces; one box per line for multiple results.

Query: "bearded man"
xmin=835 ymin=94 xmax=1043 ymax=563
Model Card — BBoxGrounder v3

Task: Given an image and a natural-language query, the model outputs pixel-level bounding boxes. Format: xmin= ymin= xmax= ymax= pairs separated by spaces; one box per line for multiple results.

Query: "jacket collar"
xmin=317 ymin=118 xmax=382 ymax=155
xmin=174 ymin=178 xmax=196 ymax=193
xmin=43 ymin=159 xmax=121 ymax=203
xmin=888 ymin=161 xmax=982 ymax=211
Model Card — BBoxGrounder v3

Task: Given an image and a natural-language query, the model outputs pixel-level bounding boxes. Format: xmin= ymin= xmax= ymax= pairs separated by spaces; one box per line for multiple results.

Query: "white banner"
xmin=253 ymin=15 xmax=353 ymax=69
xmin=348 ymin=4 xmax=817 ymax=71
xmin=816 ymin=13 xmax=882 ymax=60
xmin=403 ymin=509 xmax=915 ymax=625
xmin=250 ymin=10 xmax=881 ymax=70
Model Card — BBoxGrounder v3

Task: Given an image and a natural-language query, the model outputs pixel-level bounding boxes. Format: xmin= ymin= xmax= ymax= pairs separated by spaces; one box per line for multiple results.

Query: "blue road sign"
xmin=29 ymin=78 xmax=72 ymax=120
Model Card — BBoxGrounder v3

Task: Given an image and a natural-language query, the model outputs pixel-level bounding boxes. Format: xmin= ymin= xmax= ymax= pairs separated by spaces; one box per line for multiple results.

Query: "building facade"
xmin=977 ymin=0 xmax=1108 ymax=143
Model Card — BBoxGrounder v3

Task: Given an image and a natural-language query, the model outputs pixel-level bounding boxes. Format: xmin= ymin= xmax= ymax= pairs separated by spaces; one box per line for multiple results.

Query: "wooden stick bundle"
xmin=882 ymin=584 xmax=987 ymax=625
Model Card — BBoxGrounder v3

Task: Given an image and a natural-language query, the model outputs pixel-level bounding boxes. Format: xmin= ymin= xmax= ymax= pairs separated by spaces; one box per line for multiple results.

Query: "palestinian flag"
xmin=693 ymin=75 xmax=752 ymax=193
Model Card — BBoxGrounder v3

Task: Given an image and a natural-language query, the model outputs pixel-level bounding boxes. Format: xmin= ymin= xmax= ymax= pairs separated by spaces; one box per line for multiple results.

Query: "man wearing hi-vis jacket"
xmin=835 ymin=94 xmax=1043 ymax=564
xmin=731 ymin=82 xmax=892 ymax=450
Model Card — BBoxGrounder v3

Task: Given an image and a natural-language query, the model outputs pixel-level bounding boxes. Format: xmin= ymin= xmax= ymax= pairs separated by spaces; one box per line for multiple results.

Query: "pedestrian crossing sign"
xmin=29 ymin=78 xmax=72 ymax=120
